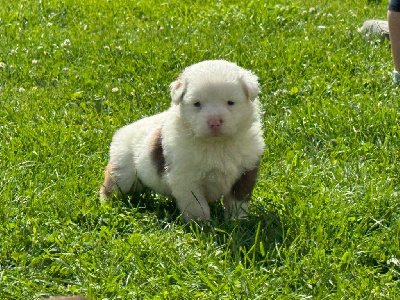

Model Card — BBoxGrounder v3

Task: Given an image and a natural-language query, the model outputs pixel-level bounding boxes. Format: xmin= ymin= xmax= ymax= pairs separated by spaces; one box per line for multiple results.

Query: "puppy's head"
xmin=170 ymin=60 xmax=259 ymax=138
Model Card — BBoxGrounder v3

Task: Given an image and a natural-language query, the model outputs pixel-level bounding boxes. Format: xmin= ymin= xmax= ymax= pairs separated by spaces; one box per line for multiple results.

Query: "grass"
xmin=0 ymin=0 xmax=399 ymax=298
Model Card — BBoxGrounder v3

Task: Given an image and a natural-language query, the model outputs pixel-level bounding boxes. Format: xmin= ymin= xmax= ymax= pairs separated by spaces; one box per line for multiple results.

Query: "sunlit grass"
xmin=1 ymin=0 xmax=399 ymax=299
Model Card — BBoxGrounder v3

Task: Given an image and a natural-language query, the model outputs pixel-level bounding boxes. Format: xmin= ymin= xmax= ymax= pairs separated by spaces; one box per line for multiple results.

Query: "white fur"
xmin=100 ymin=60 xmax=265 ymax=222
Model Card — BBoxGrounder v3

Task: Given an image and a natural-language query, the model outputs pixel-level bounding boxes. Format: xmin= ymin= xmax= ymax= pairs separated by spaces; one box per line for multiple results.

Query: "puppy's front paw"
xmin=223 ymin=196 xmax=249 ymax=220
xmin=175 ymin=192 xmax=211 ymax=222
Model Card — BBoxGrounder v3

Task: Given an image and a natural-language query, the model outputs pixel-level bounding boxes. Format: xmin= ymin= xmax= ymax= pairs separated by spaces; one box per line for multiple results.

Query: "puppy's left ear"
xmin=170 ymin=76 xmax=187 ymax=105
xmin=240 ymin=71 xmax=259 ymax=101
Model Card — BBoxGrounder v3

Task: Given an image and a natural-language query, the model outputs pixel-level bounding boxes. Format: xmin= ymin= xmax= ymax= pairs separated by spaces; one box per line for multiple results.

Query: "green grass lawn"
xmin=1 ymin=0 xmax=399 ymax=298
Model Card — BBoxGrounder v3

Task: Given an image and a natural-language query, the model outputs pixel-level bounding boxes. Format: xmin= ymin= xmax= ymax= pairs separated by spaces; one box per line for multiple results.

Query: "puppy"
xmin=100 ymin=60 xmax=265 ymax=222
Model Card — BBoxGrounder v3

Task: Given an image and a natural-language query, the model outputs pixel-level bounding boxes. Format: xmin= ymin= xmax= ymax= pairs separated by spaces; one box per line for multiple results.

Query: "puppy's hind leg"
xmin=100 ymin=124 xmax=142 ymax=202
xmin=100 ymin=156 xmax=138 ymax=202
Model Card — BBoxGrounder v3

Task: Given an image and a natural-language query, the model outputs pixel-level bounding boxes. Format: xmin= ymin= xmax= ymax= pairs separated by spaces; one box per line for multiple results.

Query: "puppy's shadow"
xmin=121 ymin=189 xmax=181 ymax=223
xmin=120 ymin=192 xmax=283 ymax=261
xmin=204 ymin=202 xmax=283 ymax=257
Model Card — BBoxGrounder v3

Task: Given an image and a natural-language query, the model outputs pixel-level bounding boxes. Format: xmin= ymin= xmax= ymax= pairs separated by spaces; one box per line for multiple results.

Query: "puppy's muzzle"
xmin=207 ymin=117 xmax=224 ymax=135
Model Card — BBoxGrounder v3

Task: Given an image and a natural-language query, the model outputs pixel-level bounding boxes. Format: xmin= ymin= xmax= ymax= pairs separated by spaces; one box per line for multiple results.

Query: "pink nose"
xmin=207 ymin=118 xmax=223 ymax=129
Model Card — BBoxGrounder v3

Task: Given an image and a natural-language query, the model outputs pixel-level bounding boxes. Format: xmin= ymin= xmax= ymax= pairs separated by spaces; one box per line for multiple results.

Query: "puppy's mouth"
xmin=209 ymin=128 xmax=223 ymax=136
xmin=203 ymin=126 xmax=235 ymax=140
xmin=192 ymin=127 xmax=228 ymax=140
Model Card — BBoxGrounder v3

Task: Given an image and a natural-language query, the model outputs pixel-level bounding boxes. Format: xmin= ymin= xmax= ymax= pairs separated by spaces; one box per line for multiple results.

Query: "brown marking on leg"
xmin=231 ymin=165 xmax=259 ymax=201
xmin=149 ymin=128 xmax=167 ymax=176
xmin=225 ymin=165 xmax=260 ymax=219
xmin=100 ymin=159 xmax=116 ymax=201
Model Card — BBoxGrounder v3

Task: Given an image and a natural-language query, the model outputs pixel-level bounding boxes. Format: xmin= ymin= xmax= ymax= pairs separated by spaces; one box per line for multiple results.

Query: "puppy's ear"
xmin=240 ymin=71 xmax=259 ymax=101
xmin=170 ymin=76 xmax=187 ymax=105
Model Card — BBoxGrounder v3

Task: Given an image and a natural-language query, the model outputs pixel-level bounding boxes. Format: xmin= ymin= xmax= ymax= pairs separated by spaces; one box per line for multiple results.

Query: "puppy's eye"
xmin=227 ymin=101 xmax=235 ymax=106
xmin=194 ymin=102 xmax=201 ymax=108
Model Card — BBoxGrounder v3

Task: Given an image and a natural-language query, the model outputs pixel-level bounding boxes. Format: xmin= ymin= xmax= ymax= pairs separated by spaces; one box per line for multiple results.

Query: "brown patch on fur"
xmin=100 ymin=159 xmax=115 ymax=198
xmin=175 ymin=79 xmax=182 ymax=89
xmin=149 ymin=128 xmax=167 ymax=176
xmin=239 ymin=77 xmax=250 ymax=100
xmin=242 ymin=84 xmax=249 ymax=100
xmin=171 ymin=77 xmax=187 ymax=103
xmin=231 ymin=165 xmax=259 ymax=200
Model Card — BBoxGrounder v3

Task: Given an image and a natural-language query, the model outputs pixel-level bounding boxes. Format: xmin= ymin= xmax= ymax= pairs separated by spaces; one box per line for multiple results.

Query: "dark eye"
xmin=194 ymin=102 xmax=201 ymax=108
xmin=227 ymin=101 xmax=235 ymax=106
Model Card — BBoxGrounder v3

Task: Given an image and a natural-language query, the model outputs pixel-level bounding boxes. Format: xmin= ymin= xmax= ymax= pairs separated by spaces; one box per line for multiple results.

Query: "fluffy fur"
xmin=100 ymin=60 xmax=265 ymax=222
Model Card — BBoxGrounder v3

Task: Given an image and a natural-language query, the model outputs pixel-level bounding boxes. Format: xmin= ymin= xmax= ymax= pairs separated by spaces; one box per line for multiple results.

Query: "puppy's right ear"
xmin=170 ymin=76 xmax=187 ymax=105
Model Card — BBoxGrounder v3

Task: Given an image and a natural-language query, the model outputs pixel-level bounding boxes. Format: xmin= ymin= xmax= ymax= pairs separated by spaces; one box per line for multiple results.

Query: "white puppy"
xmin=100 ymin=60 xmax=265 ymax=222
